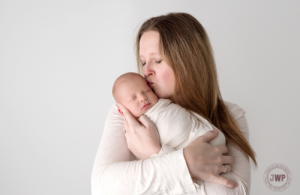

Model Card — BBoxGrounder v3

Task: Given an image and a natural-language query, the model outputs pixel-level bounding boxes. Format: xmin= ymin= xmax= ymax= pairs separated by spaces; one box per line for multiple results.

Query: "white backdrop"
xmin=1 ymin=1 xmax=299 ymax=195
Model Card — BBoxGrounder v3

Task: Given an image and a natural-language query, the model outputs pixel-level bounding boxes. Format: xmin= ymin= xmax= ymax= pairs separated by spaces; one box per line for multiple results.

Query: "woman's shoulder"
xmin=105 ymin=101 xmax=123 ymax=123
xmin=223 ymin=100 xmax=246 ymax=120
xmin=109 ymin=101 xmax=118 ymax=113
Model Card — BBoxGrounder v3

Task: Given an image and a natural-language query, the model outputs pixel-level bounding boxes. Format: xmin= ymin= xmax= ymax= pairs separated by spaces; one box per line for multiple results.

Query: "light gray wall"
xmin=1 ymin=1 xmax=299 ymax=194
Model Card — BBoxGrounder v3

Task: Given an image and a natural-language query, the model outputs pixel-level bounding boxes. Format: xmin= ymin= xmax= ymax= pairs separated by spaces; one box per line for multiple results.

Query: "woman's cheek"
xmin=152 ymin=86 xmax=161 ymax=98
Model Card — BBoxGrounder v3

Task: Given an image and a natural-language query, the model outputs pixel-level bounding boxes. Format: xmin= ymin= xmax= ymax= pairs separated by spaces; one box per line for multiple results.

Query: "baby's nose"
xmin=140 ymin=95 xmax=148 ymax=101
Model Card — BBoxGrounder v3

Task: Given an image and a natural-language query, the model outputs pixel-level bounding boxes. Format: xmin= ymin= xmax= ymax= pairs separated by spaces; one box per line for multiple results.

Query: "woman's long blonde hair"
xmin=135 ymin=12 xmax=257 ymax=167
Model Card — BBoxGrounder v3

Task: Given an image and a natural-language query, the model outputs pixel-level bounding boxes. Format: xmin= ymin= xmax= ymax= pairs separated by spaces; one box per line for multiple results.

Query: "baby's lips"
xmin=142 ymin=103 xmax=150 ymax=110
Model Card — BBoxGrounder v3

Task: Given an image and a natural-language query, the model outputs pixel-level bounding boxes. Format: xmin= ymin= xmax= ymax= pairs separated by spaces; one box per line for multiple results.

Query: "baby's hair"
xmin=112 ymin=72 xmax=144 ymax=102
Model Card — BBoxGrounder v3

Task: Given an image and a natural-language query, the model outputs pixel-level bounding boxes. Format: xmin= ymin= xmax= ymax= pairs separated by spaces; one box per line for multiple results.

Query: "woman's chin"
xmin=155 ymin=91 xmax=169 ymax=99
xmin=154 ymin=89 xmax=169 ymax=99
xmin=154 ymin=92 xmax=161 ymax=99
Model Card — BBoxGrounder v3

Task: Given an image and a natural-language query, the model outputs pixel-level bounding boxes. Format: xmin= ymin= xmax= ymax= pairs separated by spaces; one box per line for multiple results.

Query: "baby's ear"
xmin=118 ymin=108 xmax=124 ymax=117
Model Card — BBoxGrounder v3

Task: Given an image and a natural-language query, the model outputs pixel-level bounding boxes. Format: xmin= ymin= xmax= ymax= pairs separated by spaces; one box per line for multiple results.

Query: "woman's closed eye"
xmin=141 ymin=60 xmax=161 ymax=66
xmin=139 ymin=58 xmax=145 ymax=66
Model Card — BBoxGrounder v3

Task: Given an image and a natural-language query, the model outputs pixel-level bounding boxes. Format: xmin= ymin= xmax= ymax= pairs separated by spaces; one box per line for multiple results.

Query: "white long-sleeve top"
xmin=91 ymin=100 xmax=251 ymax=195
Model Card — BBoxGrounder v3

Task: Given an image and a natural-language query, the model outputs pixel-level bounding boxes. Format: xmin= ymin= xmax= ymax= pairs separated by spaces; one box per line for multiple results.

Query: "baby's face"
xmin=117 ymin=76 xmax=159 ymax=118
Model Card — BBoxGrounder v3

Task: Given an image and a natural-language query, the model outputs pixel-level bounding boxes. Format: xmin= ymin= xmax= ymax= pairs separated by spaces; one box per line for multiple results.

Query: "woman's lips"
xmin=142 ymin=103 xmax=151 ymax=110
xmin=146 ymin=80 xmax=153 ymax=87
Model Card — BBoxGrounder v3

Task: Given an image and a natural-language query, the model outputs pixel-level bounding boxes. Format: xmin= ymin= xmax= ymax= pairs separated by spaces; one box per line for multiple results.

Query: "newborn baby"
xmin=112 ymin=72 xmax=226 ymax=152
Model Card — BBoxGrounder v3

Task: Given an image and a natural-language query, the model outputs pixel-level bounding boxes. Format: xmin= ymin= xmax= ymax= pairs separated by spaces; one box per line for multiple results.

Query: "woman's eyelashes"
xmin=141 ymin=60 xmax=162 ymax=66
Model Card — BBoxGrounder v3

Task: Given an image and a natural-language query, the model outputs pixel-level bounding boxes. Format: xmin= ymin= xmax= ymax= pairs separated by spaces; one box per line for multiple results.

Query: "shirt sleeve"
xmin=156 ymin=106 xmax=252 ymax=195
xmin=91 ymin=103 xmax=197 ymax=195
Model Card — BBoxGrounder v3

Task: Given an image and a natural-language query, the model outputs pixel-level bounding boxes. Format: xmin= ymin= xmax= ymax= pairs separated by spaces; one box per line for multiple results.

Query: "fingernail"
xmin=234 ymin=183 xmax=238 ymax=188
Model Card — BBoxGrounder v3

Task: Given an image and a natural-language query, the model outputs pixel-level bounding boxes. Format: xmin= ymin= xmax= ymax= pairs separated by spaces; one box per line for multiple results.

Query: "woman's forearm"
xmin=156 ymin=115 xmax=251 ymax=195
xmin=92 ymin=149 xmax=197 ymax=194
xmin=92 ymin=103 xmax=251 ymax=195
xmin=91 ymin=103 xmax=197 ymax=195
xmin=156 ymin=145 xmax=250 ymax=195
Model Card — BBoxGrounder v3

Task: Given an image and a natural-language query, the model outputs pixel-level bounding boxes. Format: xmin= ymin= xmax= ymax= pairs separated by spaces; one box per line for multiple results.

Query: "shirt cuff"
xmin=156 ymin=147 xmax=197 ymax=194
xmin=150 ymin=144 xmax=175 ymax=158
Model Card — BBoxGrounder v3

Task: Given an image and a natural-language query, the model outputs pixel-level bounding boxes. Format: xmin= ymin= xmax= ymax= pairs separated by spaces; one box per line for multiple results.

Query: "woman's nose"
xmin=143 ymin=63 xmax=154 ymax=78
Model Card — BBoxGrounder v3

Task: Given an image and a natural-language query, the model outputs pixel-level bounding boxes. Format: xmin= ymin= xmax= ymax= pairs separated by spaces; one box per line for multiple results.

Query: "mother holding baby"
xmin=92 ymin=12 xmax=257 ymax=195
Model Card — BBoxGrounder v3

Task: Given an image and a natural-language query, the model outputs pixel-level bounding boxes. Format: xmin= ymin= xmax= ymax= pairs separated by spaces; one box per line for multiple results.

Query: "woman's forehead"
xmin=139 ymin=31 xmax=160 ymax=56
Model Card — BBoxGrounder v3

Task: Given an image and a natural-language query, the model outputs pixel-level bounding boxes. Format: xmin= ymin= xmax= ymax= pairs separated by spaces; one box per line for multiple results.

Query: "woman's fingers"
xmin=220 ymin=164 xmax=232 ymax=174
xmin=198 ymin=129 xmax=219 ymax=143
xmin=124 ymin=118 xmax=129 ymax=132
xmin=118 ymin=103 xmax=140 ymax=128
xmin=214 ymin=174 xmax=237 ymax=189
xmin=222 ymin=156 xmax=234 ymax=165
xmin=137 ymin=115 xmax=153 ymax=128
xmin=218 ymin=164 xmax=232 ymax=174
xmin=217 ymin=145 xmax=228 ymax=155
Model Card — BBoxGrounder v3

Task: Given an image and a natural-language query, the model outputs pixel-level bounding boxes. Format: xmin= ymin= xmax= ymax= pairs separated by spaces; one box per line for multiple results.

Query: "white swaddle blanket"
xmin=144 ymin=98 xmax=226 ymax=149
xmin=144 ymin=98 xmax=227 ymax=192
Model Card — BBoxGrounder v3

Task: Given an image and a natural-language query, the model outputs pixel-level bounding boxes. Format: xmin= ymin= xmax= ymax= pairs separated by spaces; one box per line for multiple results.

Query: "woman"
xmin=92 ymin=12 xmax=257 ymax=195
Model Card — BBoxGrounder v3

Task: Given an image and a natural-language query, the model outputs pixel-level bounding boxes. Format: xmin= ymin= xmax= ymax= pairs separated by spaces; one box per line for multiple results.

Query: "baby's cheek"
xmin=131 ymin=106 xmax=140 ymax=118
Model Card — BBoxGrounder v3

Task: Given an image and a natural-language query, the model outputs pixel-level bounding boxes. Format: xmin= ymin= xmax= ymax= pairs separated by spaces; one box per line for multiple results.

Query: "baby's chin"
xmin=133 ymin=103 xmax=155 ymax=118
xmin=141 ymin=103 xmax=154 ymax=115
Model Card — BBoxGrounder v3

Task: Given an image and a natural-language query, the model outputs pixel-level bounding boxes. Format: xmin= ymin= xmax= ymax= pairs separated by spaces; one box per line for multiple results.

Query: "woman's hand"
xmin=183 ymin=129 xmax=238 ymax=189
xmin=118 ymin=103 xmax=161 ymax=160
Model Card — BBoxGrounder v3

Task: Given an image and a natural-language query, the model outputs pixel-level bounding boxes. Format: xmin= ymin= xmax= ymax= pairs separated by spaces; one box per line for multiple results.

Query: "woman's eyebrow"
xmin=139 ymin=53 xmax=158 ymax=58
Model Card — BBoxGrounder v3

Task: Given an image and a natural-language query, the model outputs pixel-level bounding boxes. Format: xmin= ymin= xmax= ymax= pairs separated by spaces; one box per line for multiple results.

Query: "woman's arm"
xmin=200 ymin=114 xmax=251 ymax=194
xmin=155 ymin=110 xmax=251 ymax=194
xmin=91 ymin=103 xmax=197 ymax=195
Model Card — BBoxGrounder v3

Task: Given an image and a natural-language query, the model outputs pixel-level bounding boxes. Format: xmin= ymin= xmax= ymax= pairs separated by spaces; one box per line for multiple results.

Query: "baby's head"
xmin=112 ymin=72 xmax=159 ymax=118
